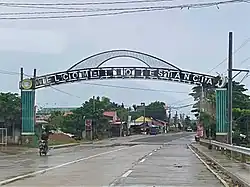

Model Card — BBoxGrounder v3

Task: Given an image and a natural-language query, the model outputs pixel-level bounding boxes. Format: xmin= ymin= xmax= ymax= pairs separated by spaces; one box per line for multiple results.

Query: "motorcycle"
xmin=39 ymin=140 xmax=48 ymax=156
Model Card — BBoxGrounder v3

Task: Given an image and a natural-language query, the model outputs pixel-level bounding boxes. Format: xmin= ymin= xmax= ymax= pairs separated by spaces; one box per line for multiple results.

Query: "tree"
xmin=0 ymin=92 xmax=21 ymax=135
xmin=232 ymin=108 xmax=250 ymax=140
xmin=189 ymin=85 xmax=215 ymax=117
xmin=130 ymin=110 xmax=142 ymax=121
xmin=173 ymin=111 xmax=178 ymax=128
xmin=129 ymin=101 xmax=168 ymax=121
xmin=190 ymin=81 xmax=250 ymax=141
xmin=190 ymin=81 xmax=250 ymax=118
xmin=116 ymin=107 xmax=129 ymax=122
xmin=48 ymin=111 xmax=64 ymax=130
xmin=145 ymin=101 xmax=166 ymax=121
xmin=132 ymin=104 xmax=137 ymax=111
xmin=48 ymin=97 xmax=171 ymax=139
xmin=184 ymin=115 xmax=191 ymax=129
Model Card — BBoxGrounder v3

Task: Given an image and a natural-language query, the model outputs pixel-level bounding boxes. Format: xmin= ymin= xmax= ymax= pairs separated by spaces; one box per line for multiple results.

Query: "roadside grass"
xmin=48 ymin=139 xmax=77 ymax=146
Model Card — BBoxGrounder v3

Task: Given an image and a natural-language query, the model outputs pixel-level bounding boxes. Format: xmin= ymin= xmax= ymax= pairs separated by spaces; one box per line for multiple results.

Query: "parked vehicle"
xmin=150 ymin=126 xmax=159 ymax=135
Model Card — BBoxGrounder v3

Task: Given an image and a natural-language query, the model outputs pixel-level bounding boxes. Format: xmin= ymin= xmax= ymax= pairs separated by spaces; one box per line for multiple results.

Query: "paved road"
xmin=112 ymin=136 xmax=224 ymax=187
xmin=0 ymin=132 xmax=224 ymax=186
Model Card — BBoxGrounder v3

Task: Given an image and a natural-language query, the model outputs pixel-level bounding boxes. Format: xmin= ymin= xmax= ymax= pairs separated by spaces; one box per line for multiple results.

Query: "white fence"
xmin=0 ymin=128 xmax=7 ymax=146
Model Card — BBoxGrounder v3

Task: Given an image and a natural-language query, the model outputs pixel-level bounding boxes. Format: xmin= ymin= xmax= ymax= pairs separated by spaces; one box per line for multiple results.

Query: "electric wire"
xmin=0 ymin=0 xmax=248 ymax=20
xmin=208 ymin=37 xmax=250 ymax=74
xmin=0 ymin=0 xmax=175 ymax=6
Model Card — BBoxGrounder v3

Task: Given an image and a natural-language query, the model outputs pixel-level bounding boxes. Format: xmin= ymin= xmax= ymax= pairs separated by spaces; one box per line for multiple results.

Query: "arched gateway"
xmin=19 ymin=50 xmax=227 ymax=138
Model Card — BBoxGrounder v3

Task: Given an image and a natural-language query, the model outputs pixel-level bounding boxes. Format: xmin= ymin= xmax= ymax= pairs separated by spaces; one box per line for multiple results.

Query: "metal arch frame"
xmin=68 ymin=49 xmax=181 ymax=70
xmin=19 ymin=50 xmax=228 ymax=90
xmin=30 ymin=66 xmax=227 ymax=90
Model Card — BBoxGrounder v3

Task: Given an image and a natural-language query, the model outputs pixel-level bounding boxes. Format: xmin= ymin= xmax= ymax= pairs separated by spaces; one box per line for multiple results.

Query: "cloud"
xmin=0 ymin=28 xmax=67 ymax=54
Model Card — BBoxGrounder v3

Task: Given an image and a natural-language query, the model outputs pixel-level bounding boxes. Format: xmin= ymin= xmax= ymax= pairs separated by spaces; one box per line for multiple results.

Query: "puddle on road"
xmin=89 ymin=143 xmax=138 ymax=149
xmin=38 ymin=165 xmax=49 ymax=169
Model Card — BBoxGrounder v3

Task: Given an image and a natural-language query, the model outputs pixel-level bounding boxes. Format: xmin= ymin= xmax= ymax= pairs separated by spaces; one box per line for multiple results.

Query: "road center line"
xmin=0 ymin=147 xmax=130 ymax=186
xmin=149 ymin=152 xmax=153 ymax=156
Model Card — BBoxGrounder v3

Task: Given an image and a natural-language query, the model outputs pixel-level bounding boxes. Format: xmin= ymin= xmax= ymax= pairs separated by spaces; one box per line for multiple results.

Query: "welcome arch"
xmin=19 ymin=49 xmax=227 ymax=137
xmin=21 ymin=50 xmax=226 ymax=90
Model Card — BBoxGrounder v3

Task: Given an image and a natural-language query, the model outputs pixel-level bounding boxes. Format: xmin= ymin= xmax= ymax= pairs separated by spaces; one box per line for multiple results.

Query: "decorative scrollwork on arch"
xmin=68 ymin=49 xmax=181 ymax=70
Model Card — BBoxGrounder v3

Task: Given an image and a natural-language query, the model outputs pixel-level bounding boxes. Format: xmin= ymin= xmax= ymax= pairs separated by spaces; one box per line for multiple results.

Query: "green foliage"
xmin=145 ymin=101 xmax=166 ymax=121
xmin=0 ymin=92 xmax=21 ymax=128
xmin=48 ymin=97 xmax=168 ymax=138
xmin=130 ymin=110 xmax=142 ymax=121
xmin=129 ymin=101 xmax=166 ymax=121
xmin=48 ymin=111 xmax=64 ymax=130
xmin=190 ymin=82 xmax=250 ymax=117
xmin=189 ymin=81 xmax=250 ymax=138
xmin=48 ymin=96 xmax=129 ymax=138
xmin=232 ymin=108 xmax=250 ymax=136
xmin=184 ymin=115 xmax=192 ymax=128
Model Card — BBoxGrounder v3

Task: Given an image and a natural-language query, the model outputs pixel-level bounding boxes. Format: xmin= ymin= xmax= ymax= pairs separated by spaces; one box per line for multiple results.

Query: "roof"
xmin=63 ymin=111 xmax=73 ymax=116
xmin=111 ymin=121 xmax=122 ymax=125
xmin=103 ymin=111 xmax=116 ymax=117
xmin=37 ymin=107 xmax=78 ymax=114
xmin=152 ymin=119 xmax=166 ymax=126
xmin=36 ymin=120 xmax=48 ymax=124
xmin=135 ymin=116 xmax=152 ymax=123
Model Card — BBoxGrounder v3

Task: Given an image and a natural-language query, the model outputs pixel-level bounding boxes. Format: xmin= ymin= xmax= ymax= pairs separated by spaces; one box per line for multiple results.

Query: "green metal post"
xmin=216 ymin=88 xmax=228 ymax=137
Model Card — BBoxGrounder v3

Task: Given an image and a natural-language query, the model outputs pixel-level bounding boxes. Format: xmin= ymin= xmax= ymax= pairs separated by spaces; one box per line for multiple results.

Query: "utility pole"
xmin=228 ymin=32 xmax=233 ymax=145
xmin=141 ymin=102 xmax=145 ymax=124
xmin=247 ymin=116 xmax=249 ymax=144
xmin=174 ymin=111 xmax=178 ymax=129
xmin=168 ymin=106 xmax=172 ymax=125
xmin=20 ymin=68 xmax=24 ymax=145
xmin=200 ymin=86 xmax=204 ymax=115
xmin=92 ymin=96 xmax=95 ymax=140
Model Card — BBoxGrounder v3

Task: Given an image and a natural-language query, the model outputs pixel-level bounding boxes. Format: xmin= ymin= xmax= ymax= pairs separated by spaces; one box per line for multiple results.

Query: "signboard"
xmin=20 ymin=67 xmax=227 ymax=89
xmin=196 ymin=124 xmax=204 ymax=137
xmin=85 ymin=119 xmax=92 ymax=131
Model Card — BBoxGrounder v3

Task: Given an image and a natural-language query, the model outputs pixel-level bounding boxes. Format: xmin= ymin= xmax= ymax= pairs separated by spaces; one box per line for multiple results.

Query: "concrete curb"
xmin=50 ymin=143 xmax=80 ymax=149
xmin=0 ymin=143 xmax=81 ymax=159
xmin=188 ymin=144 xmax=229 ymax=187
xmin=190 ymin=143 xmax=250 ymax=187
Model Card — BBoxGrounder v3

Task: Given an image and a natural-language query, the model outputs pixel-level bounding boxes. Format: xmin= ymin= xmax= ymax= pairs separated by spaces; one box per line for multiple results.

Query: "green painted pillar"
xmin=21 ymin=90 xmax=35 ymax=135
xmin=20 ymin=78 xmax=36 ymax=146
xmin=216 ymin=88 xmax=228 ymax=138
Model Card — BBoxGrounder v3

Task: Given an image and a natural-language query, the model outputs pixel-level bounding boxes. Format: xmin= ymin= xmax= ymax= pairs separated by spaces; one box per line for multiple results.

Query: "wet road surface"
xmin=0 ymin=133 xmax=224 ymax=186
xmin=112 ymin=136 xmax=224 ymax=187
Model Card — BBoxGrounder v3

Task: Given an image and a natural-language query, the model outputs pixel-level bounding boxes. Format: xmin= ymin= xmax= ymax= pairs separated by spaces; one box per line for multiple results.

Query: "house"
xmin=103 ymin=111 xmax=118 ymax=122
xmin=103 ymin=111 xmax=124 ymax=137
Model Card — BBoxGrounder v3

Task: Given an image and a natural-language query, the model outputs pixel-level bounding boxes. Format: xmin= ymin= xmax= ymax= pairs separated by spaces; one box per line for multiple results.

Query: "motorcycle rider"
xmin=40 ymin=130 xmax=49 ymax=151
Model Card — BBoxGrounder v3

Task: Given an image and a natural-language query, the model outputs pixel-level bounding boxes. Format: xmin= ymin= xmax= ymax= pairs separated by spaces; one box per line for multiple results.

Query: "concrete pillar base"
xmin=21 ymin=135 xmax=38 ymax=147
xmin=85 ymin=130 xmax=92 ymax=140
xmin=216 ymin=133 xmax=228 ymax=143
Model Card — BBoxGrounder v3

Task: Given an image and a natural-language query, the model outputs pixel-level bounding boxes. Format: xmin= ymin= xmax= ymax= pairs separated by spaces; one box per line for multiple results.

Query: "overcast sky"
xmin=0 ymin=0 xmax=250 ymax=117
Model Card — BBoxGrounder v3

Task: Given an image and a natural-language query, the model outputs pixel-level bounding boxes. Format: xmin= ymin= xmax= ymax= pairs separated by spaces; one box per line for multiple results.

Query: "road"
xmin=0 ymin=132 xmax=224 ymax=186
